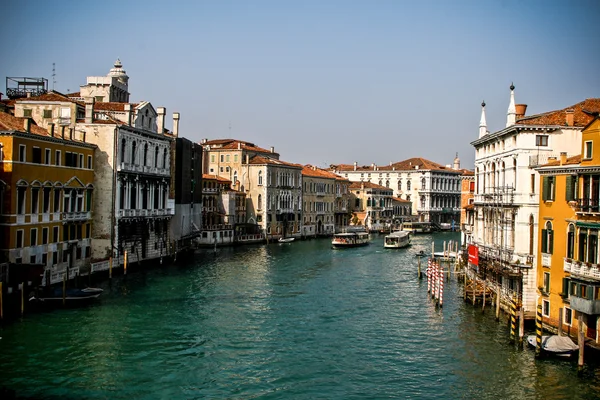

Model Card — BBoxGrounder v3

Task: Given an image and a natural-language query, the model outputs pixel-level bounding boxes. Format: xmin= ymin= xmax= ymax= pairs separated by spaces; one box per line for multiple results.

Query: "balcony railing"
xmin=117 ymin=208 xmax=174 ymax=218
xmin=568 ymin=260 xmax=600 ymax=280
xmin=62 ymin=211 xmax=92 ymax=221
xmin=575 ymin=198 xmax=600 ymax=213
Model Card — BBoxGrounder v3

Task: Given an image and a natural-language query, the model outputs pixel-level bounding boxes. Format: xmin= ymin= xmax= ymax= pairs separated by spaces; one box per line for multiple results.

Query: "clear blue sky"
xmin=2 ymin=0 xmax=599 ymax=169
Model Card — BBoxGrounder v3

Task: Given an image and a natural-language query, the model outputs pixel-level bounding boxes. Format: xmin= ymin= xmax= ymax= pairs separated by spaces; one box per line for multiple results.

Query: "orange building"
xmin=536 ymin=116 xmax=600 ymax=344
xmin=0 ymin=112 xmax=96 ymax=286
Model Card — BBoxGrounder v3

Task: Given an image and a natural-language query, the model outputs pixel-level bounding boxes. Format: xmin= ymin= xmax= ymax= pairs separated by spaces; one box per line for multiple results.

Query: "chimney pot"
xmin=566 ymin=109 xmax=574 ymax=126
xmin=124 ymin=104 xmax=132 ymax=126
xmin=270 ymin=146 xmax=274 ymax=153
xmin=560 ymin=152 xmax=567 ymax=165
xmin=157 ymin=107 xmax=166 ymax=134
xmin=515 ymin=104 xmax=527 ymax=120
xmin=84 ymin=97 xmax=95 ymax=124
xmin=172 ymin=112 xmax=180 ymax=137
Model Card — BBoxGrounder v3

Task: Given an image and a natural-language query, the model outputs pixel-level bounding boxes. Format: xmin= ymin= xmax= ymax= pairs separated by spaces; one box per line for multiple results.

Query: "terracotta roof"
xmin=516 ymin=98 xmax=600 ymax=127
xmin=541 ymin=154 xmax=582 ymax=167
xmin=459 ymin=169 xmax=475 ymax=176
xmin=0 ymin=112 xmax=49 ymax=136
xmin=248 ymin=155 xmax=301 ymax=168
xmin=67 ymin=92 xmax=80 ymax=97
xmin=392 ymin=197 xmax=411 ymax=203
xmin=331 ymin=157 xmax=456 ymax=173
xmin=302 ymin=165 xmax=340 ymax=179
xmin=204 ymin=138 xmax=276 ymax=155
xmin=349 ymin=181 xmax=392 ymax=191
xmin=0 ymin=99 xmax=16 ymax=106
xmin=202 ymin=174 xmax=231 ymax=183
xmin=94 ymin=102 xmax=127 ymax=111
xmin=17 ymin=90 xmax=82 ymax=106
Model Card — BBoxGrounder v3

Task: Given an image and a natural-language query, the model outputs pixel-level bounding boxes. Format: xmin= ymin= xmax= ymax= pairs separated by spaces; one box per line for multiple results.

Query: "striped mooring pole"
xmin=439 ymin=263 xmax=444 ymax=308
xmin=427 ymin=258 xmax=432 ymax=294
xmin=510 ymin=296 xmax=517 ymax=341
xmin=535 ymin=304 xmax=543 ymax=357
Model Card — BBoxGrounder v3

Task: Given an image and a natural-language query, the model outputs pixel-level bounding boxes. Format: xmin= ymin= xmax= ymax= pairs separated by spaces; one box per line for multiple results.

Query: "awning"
xmin=575 ymin=221 xmax=600 ymax=229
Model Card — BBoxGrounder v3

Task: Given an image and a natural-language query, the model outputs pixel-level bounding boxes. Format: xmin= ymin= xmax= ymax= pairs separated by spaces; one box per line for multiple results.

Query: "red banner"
xmin=468 ymin=244 xmax=479 ymax=266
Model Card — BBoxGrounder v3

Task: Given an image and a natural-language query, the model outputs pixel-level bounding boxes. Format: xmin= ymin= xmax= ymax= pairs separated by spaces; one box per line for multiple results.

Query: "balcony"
xmin=203 ymin=188 xmax=219 ymax=194
xmin=62 ymin=211 xmax=92 ymax=222
xmin=118 ymin=162 xmax=170 ymax=176
xmin=568 ymin=260 xmax=600 ymax=280
xmin=117 ymin=208 xmax=174 ymax=218
xmin=575 ymin=198 xmax=600 ymax=214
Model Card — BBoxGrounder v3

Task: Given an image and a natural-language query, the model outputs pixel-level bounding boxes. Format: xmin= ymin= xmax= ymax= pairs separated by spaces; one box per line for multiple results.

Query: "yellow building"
xmin=536 ymin=116 xmax=600 ymax=345
xmin=0 ymin=112 xmax=96 ymax=286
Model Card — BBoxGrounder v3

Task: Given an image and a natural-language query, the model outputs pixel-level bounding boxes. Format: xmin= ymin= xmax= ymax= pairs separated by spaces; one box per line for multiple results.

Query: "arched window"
xmin=420 ymin=196 xmax=426 ymax=208
xmin=379 ymin=180 xmax=383 ymax=186
xmin=421 ymin=178 xmax=426 ymax=190
xmin=131 ymin=141 xmax=137 ymax=164
xmin=386 ymin=180 xmax=389 ymax=188
xmin=154 ymin=146 xmax=159 ymax=168
xmin=541 ymin=221 xmax=553 ymax=254
xmin=143 ymin=143 xmax=149 ymax=166
xmin=566 ymin=224 xmax=575 ymax=259
xmin=398 ymin=180 xmax=402 ymax=190
xmin=258 ymin=171 xmax=263 ymax=186
xmin=407 ymin=180 xmax=411 ymax=191
xmin=121 ymin=139 xmax=127 ymax=164
xmin=233 ymin=171 xmax=238 ymax=186
xmin=163 ymin=148 xmax=167 ymax=169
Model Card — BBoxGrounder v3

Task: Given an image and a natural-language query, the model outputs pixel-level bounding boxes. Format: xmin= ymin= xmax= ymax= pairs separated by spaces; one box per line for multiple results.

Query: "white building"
xmin=470 ymin=84 xmax=590 ymax=314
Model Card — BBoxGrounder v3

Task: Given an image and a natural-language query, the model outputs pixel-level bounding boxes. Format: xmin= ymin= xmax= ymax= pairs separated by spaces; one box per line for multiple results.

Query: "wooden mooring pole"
xmin=519 ymin=305 xmax=524 ymax=345
xmin=482 ymin=280 xmax=486 ymax=312
xmin=510 ymin=297 xmax=517 ymax=342
xmin=558 ymin=308 xmax=563 ymax=336
xmin=495 ymin=288 xmax=500 ymax=321
xmin=578 ymin=316 xmax=585 ymax=371
xmin=535 ymin=305 xmax=543 ymax=357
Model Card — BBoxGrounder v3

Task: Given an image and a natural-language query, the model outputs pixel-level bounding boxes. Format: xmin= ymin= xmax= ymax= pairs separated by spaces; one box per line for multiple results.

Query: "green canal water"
xmin=1 ymin=233 xmax=599 ymax=399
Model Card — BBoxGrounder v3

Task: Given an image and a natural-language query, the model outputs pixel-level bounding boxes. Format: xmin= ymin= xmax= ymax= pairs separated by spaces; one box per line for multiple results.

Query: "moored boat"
xmin=278 ymin=237 xmax=295 ymax=243
xmin=332 ymin=232 xmax=370 ymax=248
xmin=526 ymin=335 xmax=579 ymax=357
xmin=35 ymin=287 xmax=104 ymax=303
xmin=402 ymin=222 xmax=432 ymax=234
xmin=384 ymin=231 xmax=411 ymax=249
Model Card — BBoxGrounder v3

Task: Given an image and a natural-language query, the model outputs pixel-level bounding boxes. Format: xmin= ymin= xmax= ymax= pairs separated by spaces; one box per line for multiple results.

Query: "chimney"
xmin=270 ymin=146 xmax=274 ymax=153
xmin=515 ymin=104 xmax=527 ymax=120
xmin=548 ymin=156 xmax=557 ymax=162
xmin=84 ymin=97 xmax=95 ymax=124
xmin=566 ymin=109 xmax=574 ymax=126
xmin=353 ymin=161 xmax=357 ymax=171
xmin=69 ymin=128 xmax=73 ymax=140
xmin=124 ymin=104 xmax=132 ymax=125
xmin=157 ymin=107 xmax=166 ymax=134
xmin=173 ymin=112 xmax=180 ymax=137
xmin=238 ymin=142 xmax=241 ymax=149
xmin=48 ymin=123 xmax=55 ymax=137
xmin=201 ymin=138 xmax=208 ymax=144
xmin=61 ymin=126 xmax=66 ymax=139
xmin=245 ymin=154 xmax=249 ymax=164
xmin=83 ymin=130 xmax=86 ymax=142
xmin=23 ymin=118 xmax=31 ymax=133
xmin=560 ymin=152 xmax=567 ymax=166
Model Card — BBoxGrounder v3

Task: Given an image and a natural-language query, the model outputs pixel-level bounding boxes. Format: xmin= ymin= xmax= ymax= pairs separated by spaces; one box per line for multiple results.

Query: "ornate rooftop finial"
xmin=114 ymin=58 xmax=122 ymax=68
xmin=510 ymin=82 xmax=515 ymax=91
xmin=507 ymin=82 xmax=516 ymax=127
xmin=481 ymin=100 xmax=486 ymax=107
xmin=479 ymin=100 xmax=488 ymax=138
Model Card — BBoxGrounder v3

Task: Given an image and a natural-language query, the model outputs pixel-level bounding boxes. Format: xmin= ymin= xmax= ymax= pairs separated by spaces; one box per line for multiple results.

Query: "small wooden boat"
xmin=526 ymin=335 xmax=579 ymax=357
xmin=278 ymin=237 xmax=295 ymax=243
xmin=36 ymin=287 xmax=104 ymax=302
xmin=384 ymin=231 xmax=411 ymax=249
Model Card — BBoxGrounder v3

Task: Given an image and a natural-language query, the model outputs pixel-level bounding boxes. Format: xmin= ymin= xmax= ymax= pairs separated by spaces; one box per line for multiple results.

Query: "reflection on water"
xmin=0 ymin=233 xmax=598 ymax=399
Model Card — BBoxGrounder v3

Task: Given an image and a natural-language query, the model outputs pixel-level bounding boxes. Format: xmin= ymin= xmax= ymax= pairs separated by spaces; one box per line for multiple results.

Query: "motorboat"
xmin=332 ymin=231 xmax=370 ymax=248
xmin=384 ymin=231 xmax=411 ymax=249
xmin=526 ymin=335 xmax=579 ymax=357
xmin=278 ymin=237 xmax=295 ymax=243
xmin=402 ymin=222 xmax=432 ymax=234
xmin=35 ymin=287 xmax=104 ymax=303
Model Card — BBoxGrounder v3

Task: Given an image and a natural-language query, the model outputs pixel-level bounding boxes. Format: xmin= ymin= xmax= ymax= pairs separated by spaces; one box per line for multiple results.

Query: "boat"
xmin=35 ymin=287 xmax=104 ymax=302
xmin=331 ymin=231 xmax=370 ymax=248
xmin=383 ymin=231 xmax=411 ymax=249
xmin=526 ymin=335 xmax=579 ymax=357
xmin=433 ymin=251 xmax=459 ymax=259
xmin=402 ymin=222 xmax=432 ymax=234
xmin=278 ymin=237 xmax=295 ymax=243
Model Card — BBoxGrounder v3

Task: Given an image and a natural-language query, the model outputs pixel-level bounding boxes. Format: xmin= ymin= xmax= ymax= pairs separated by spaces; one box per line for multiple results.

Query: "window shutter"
xmin=549 ymin=230 xmax=554 ymax=254
xmin=542 ymin=177 xmax=549 ymax=201
xmin=566 ymin=176 xmax=574 ymax=201
xmin=587 ymin=286 xmax=593 ymax=300
xmin=541 ymin=229 xmax=548 ymax=253
xmin=551 ymin=177 xmax=556 ymax=200
xmin=561 ymin=278 xmax=569 ymax=296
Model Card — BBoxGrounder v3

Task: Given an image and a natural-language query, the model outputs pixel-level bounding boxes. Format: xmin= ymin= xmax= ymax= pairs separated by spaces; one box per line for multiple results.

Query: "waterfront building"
xmin=301 ymin=165 xmax=338 ymax=237
xmin=391 ymin=197 xmax=413 ymax=224
xmin=0 ymin=112 xmax=96 ymax=285
xmin=330 ymin=156 xmax=461 ymax=225
xmin=333 ymin=175 xmax=352 ymax=233
xmin=460 ymin=169 xmax=475 ymax=245
xmin=13 ymin=60 xmax=177 ymax=268
xmin=348 ymin=181 xmax=394 ymax=231
xmin=202 ymin=139 xmax=302 ymax=238
xmin=535 ymin=116 xmax=600 ymax=344
xmin=199 ymin=174 xmax=236 ymax=246
xmin=470 ymin=83 xmax=599 ymax=314
xmin=172 ymin=137 xmax=203 ymax=251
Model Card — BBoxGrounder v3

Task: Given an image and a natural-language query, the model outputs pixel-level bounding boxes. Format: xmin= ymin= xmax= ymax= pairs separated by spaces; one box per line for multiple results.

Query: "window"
xmin=541 ymin=221 xmax=553 ymax=254
xmin=42 ymin=227 xmax=48 ymax=244
xmin=95 ymin=96 xmax=104 ymax=102
xmin=258 ymin=171 xmax=263 ymax=185
xmin=53 ymin=226 xmax=59 ymax=243
xmin=87 ymin=155 xmax=92 ymax=169
xmin=542 ymin=176 xmax=555 ymax=201
xmin=585 ymin=141 xmax=593 ymax=159
xmin=43 ymin=109 xmax=52 ymax=118
xmin=530 ymin=174 xmax=535 ymax=194
xmin=23 ymin=109 xmax=32 ymax=117
xmin=30 ymin=228 xmax=37 ymax=246
xmin=131 ymin=141 xmax=137 ymax=164
xmin=19 ymin=145 xmax=26 ymax=162
xmin=226 ymin=154 xmax=230 ymax=162
xmin=43 ymin=187 xmax=51 ymax=213
xmin=542 ymin=299 xmax=550 ymax=317
xmin=211 ymin=154 xmax=215 ymax=163
xmin=220 ymin=154 xmax=224 ymax=162
xmin=17 ymin=186 xmax=26 ymax=214
xmin=407 ymin=180 xmax=411 ymax=191
xmin=542 ymin=272 xmax=550 ymax=293
xmin=44 ymin=149 xmax=51 ymax=165
xmin=55 ymin=150 xmax=61 ymax=166
xmin=566 ymin=224 xmax=575 ymax=259
xmin=31 ymin=187 xmax=39 ymax=214
xmin=564 ymin=307 xmax=572 ymax=326
xmin=536 ymin=135 xmax=549 ymax=146
xmin=16 ymin=230 xmax=24 ymax=248
xmin=79 ymin=154 xmax=84 ymax=168
xmin=234 ymin=154 xmax=238 ymax=162
xmin=53 ymin=189 xmax=61 ymax=212
xmin=258 ymin=194 xmax=262 ymax=210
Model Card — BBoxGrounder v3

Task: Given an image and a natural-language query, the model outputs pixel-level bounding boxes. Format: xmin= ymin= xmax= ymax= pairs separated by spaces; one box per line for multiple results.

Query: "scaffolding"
xmin=5 ymin=77 xmax=48 ymax=99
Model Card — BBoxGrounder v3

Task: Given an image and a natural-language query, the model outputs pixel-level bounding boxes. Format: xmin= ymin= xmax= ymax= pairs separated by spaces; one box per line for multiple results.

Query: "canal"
xmin=1 ymin=233 xmax=598 ymax=399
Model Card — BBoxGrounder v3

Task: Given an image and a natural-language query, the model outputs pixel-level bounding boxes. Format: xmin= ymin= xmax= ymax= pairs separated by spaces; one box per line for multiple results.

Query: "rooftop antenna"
xmin=52 ymin=63 xmax=56 ymax=90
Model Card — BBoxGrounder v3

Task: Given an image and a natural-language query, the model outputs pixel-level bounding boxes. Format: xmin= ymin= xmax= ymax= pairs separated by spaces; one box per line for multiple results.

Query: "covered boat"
xmin=384 ymin=231 xmax=411 ymax=249
xmin=332 ymin=232 xmax=370 ymax=248
xmin=526 ymin=335 xmax=579 ymax=357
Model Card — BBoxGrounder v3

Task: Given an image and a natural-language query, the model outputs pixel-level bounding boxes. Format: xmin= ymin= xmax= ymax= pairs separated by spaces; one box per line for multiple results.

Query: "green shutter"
xmin=550 ymin=177 xmax=556 ymax=200
xmin=566 ymin=176 xmax=574 ymax=201
xmin=541 ymin=229 xmax=548 ymax=253
xmin=549 ymin=230 xmax=554 ymax=254
xmin=587 ymin=285 xmax=593 ymax=300
xmin=561 ymin=278 xmax=569 ymax=296
xmin=542 ymin=176 xmax=549 ymax=201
